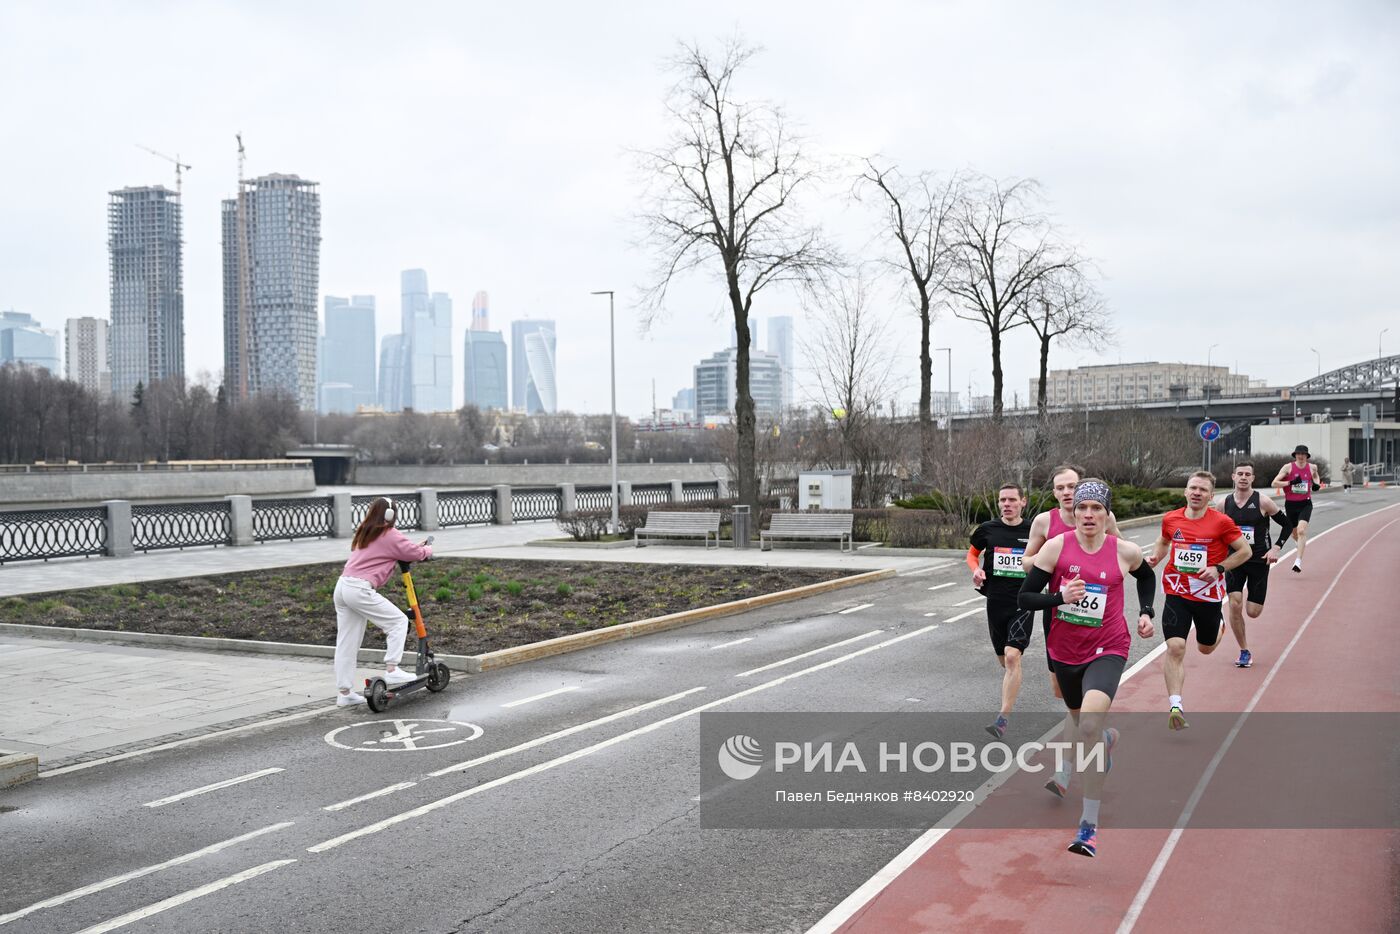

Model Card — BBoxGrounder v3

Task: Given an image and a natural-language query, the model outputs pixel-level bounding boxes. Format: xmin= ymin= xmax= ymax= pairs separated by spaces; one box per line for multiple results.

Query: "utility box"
xmin=798 ymin=469 xmax=853 ymax=511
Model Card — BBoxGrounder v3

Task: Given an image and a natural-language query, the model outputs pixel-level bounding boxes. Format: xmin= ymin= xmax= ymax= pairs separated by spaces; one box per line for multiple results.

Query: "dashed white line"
xmin=311 ymin=625 xmax=939 ymax=853
xmin=72 ymin=860 xmax=297 ymax=934
xmin=838 ymin=603 xmax=874 ymax=614
xmin=952 ymin=595 xmax=984 ymax=606
xmin=710 ymin=637 xmax=753 ymax=650
xmin=322 ymin=781 xmax=417 ymax=812
xmin=945 ymin=608 xmax=982 ymax=622
xmin=734 ymin=631 xmax=884 ymax=678
xmin=926 ymin=582 xmax=955 ymax=591
xmin=500 ymin=686 xmax=580 ymax=708
xmin=0 ymin=822 xmax=293 ymax=927
xmin=923 ymin=612 xmax=937 ymax=617
xmin=142 ymin=768 xmax=284 ymax=808
xmin=901 ymin=560 xmax=954 ymax=576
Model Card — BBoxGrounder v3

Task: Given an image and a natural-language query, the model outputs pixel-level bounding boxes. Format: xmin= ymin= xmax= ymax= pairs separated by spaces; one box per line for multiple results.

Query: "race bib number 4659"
xmin=1173 ymin=544 xmax=1208 ymax=574
xmin=1059 ymin=583 xmax=1107 ymax=628
xmin=992 ymin=547 xmax=1025 ymax=578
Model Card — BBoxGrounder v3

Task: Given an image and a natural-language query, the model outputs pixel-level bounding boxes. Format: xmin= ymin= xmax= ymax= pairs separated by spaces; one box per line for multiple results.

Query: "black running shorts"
xmin=1284 ymin=499 xmax=1313 ymax=525
xmin=1225 ymin=559 xmax=1271 ymax=605
xmin=1163 ymin=593 xmax=1224 ymax=645
xmin=1052 ymin=654 xmax=1127 ymax=710
xmin=1040 ymin=610 xmax=1056 ymax=671
xmin=987 ymin=596 xmax=1034 ymax=656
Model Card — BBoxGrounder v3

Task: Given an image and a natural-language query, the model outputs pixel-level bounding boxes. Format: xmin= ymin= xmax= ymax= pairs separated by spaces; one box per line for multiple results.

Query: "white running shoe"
xmin=384 ymin=667 xmax=418 ymax=686
xmin=336 ymin=691 xmax=367 ymax=707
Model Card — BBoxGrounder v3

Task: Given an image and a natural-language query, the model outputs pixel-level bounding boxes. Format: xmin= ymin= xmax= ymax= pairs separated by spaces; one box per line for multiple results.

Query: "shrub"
xmin=466 ymin=584 xmax=483 ymax=601
xmin=555 ymin=511 xmax=611 ymax=541
xmin=505 ymin=581 xmax=524 ymax=596
xmin=433 ymin=586 xmax=453 ymax=602
xmin=557 ymin=582 xmax=574 ymax=596
xmin=896 ymin=485 xmax=1179 ymax=523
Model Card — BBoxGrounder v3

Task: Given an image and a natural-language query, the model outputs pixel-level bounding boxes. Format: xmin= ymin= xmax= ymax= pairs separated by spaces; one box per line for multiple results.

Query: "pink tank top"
xmin=1046 ymin=509 xmax=1075 ymax=593
xmin=1048 ymin=534 xmax=1130 ymax=666
xmin=1283 ymin=462 xmax=1312 ymax=502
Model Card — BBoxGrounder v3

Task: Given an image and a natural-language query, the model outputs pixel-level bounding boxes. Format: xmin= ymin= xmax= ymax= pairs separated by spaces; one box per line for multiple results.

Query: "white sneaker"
xmin=384 ymin=667 xmax=419 ymax=686
xmin=337 ymin=691 xmax=367 ymax=707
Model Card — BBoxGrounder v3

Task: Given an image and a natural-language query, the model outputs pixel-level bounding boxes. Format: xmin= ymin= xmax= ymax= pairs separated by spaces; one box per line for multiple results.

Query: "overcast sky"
xmin=2 ymin=1 xmax=1396 ymax=418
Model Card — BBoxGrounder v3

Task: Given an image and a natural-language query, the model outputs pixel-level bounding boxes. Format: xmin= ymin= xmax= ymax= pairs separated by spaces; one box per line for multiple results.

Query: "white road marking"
xmin=1117 ymin=513 xmax=1400 ymax=934
xmin=952 ymin=595 xmax=984 ymax=606
xmin=142 ymin=768 xmax=284 ymax=808
xmin=734 ymin=631 xmax=884 ymax=678
xmin=901 ymin=560 xmax=954 ymax=576
xmin=429 ymin=687 xmax=706 ymax=777
xmin=325 ymin=719 xmax=483 ymax=752
xmin=923 ymin=612 xmax=937 ymax=617
xmin=72 ymin=860 xmax=297 ymax=934
xmin=311 ymin=625 xmax=938 ymax=852
xmin=807 ymin=501 xmax=1400 ymax=934
xmin=838 ymin=603 xmax=874 ymax=614
xmin=38 ymin=707 xmax=332 ymax=779
xmin=500 ymin=686 xmax=580 ymax=708
xmin=323 ymin=782 xmax=417 ymax=812
xmin=945 ymin=608 xmax=982 ymax=622
xmin=926 ymin=582 xmax=955 ymax=591
xmin=0 ymin=822 xmax=292 ymax=927
xmin=710 ymin=637 xmax=753 ymax=650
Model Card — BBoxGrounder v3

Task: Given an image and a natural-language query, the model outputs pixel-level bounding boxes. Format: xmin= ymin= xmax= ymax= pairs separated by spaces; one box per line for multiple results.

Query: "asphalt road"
xmin=1 ymin=489 xmax=1392 ymax=934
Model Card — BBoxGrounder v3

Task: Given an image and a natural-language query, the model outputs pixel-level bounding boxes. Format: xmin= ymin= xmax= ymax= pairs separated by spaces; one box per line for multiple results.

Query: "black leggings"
xmin=1052 ymin=655 xmax=1128 ymax=710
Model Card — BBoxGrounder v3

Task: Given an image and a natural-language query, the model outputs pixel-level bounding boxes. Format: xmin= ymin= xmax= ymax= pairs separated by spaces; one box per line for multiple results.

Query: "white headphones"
xmin=382 ymin=498 xmax=396 ymax=523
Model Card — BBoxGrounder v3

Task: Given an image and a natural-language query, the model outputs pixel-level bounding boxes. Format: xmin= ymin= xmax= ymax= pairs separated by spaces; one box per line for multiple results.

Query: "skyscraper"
xmin=108 ymin=186 xmax=183 ymax=402
xmin=320 ymin=296 xmax=376 ymax=413
xmin=66 ymin=317 xmax=111 ymax=395
xmin=471 ymin=291 xmax=490 ymax=331
xmin=0 ymin=311 xmax=60 ymax=376
xmin=392 ymin=270 xmax=453 ymax=412
xmin=222 ymin=173 xmax=321 ymax=409
xmin=767 ymin=316 xmax=794 ymax=410
xmin=378 ymin=334 xmax=406 ymax=412
xmin=463 ymin=293 xmax=507 ymax=411
xmin=693 ymin=346 xmax=783 ymax=421
xmin=511 ymin=319 xmax=557 ymax=414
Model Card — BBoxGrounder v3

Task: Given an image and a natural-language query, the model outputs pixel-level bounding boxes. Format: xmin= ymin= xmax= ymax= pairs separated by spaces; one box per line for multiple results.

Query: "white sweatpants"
xmin=333 ymin=576 xmax=409 ymax=692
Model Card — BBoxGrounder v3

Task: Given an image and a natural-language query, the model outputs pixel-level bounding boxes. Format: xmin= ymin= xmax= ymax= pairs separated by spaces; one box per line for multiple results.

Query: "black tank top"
xmin=1221 ymin=491 xmax=1268 ymax=558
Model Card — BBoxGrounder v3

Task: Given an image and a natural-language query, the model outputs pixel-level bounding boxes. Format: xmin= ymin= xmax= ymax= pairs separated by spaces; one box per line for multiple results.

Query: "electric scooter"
xmin=365 ymin=536 xmax=452 ymax=712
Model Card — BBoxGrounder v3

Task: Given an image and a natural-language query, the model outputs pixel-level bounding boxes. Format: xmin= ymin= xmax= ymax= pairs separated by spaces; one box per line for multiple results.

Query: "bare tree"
xmin=855 ymin=159 xmax=963 ymax=475
xmin=947 ymin=175 xmax=1076 ymax=421
xmin=637 ymin=37 xmax=838 ymax=508
xmin=1020 ymin=267 xmax=1114 ymax=419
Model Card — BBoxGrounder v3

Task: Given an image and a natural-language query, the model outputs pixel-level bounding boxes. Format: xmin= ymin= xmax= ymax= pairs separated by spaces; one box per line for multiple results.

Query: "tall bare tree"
xmin=637 ymin=38 xmax=837 ymax=508
xmin=1020 ymin=267 xmax=1114 ymax=419
xmin=947 ymin=175 xmax=1076 ymax=421
xmin=855 ymin=160 xmax=963 ymax=475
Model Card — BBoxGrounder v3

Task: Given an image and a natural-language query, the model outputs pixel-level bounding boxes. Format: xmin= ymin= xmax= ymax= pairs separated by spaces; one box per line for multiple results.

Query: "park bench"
xmin=634 ymin=510 xmax=721 ymax=549
xmin=761 ymin=512 xmax=855 ymax=553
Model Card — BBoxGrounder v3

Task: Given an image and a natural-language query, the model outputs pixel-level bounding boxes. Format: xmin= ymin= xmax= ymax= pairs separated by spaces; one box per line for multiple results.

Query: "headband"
xmin=1072 ymin=480 xmax=1112 ymax=511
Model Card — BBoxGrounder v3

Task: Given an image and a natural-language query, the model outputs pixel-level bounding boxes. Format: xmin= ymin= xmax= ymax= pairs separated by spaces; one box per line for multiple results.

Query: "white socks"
xmin=1081 ymin=798 xmax=1101 ymax=826
xmin=1169 ymin=695 xmax=1183 ymax=709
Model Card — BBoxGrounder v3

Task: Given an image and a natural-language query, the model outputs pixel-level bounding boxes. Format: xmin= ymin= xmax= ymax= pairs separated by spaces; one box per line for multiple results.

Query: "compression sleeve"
xmin=966 ymin=547 xmax=982 ymax=571
xmin=1130 ymin=561 xmax=1157 ymax=616
xmin=1270 ymin=510 xmax=1294 ymax=546
xmin=1018 ymin=565 xmax=1064 ymax=611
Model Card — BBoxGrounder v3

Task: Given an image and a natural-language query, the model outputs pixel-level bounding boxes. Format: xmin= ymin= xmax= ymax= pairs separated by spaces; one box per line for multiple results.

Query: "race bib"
xmin=992 ymin=547 xmax=1025 ymax=578
xmin=1291 ymin=481 xmax=1309 ymax=495
xmin=1239 ymin=526 xmax=1255 ymax=546
xmin=1059 ymin=583 xmax=1107 ymax=628
xmin=1173 ymin=544 xmax=1207 ymax=574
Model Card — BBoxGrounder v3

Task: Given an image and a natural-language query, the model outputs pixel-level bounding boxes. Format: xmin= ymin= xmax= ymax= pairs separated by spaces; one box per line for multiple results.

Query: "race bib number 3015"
xmin=992 ymin=547 xmax=1025 ymax=578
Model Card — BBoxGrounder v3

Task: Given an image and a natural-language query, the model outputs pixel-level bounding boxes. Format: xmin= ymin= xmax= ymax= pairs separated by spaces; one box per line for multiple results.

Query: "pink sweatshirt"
xmin=341 ymin=528 xmax=433 ymax=588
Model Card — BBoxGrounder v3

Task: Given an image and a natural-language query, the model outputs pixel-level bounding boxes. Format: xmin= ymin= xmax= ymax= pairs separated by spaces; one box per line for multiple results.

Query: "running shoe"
xmin=985 ymin=715 xmax=1008 ymax=739
xmin=384 ymin=667 xmax=419 ymax=686
xmin=1067 ymin=821 xmax=1097 ymax=857
xmin=1103 ymin=728 xmax=1119 ymax=772
xmin=336 ymin=691 xmax=367 ymax=707
xmin=1168 ymin=706 xmax=1189 ymax=731
xmin=1044 ymin=776 xmax=1068 ymax=798
xmin=1235 ymin=650 xmax=1253 ymax=668
xmin=1292 ymin=559 xmax=1302 ymax=574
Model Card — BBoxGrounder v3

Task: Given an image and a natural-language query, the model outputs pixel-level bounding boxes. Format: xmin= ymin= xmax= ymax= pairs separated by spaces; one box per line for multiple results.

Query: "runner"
xmin=1147 ymin=471 xmax=1252 ymax=729
xmin=1214 ymin=462 xmax=1293 ymax=668
xmin=1271 ymin=445 xmax=1322 ymax=573
xmin=1019 ymin=478 xmax=1157 ymax=857
xmin=967 ymin=483 xmax=1035 ymax=739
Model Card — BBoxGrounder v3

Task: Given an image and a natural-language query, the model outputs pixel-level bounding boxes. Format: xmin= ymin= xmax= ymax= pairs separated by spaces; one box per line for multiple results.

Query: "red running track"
xmin=828 ymin=501 xmax=1400 ymax=934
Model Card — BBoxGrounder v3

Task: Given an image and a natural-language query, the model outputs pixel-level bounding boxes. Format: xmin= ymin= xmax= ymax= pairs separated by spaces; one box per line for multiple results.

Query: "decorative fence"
xmin=252 ymin=497 xmax=334 ymax=543
xmin=511 ymin=487 xmax=562 ymax=522
xmin=682 ymin=481 xmax=721 ymax=502
xmin=132 ymin=502 xmax=232 ymax=553
xmin=0 ymin=507 xmax=107 ymax=564
xmin=575 ymin=486 xmax=613 ymax=511
xmin=438 ymin=490 xmax=496 ymax=527
xmin=631 ymin=483 xmax=672 ymax=506
xmin=351 ymin=494 xmax=422 ymax=531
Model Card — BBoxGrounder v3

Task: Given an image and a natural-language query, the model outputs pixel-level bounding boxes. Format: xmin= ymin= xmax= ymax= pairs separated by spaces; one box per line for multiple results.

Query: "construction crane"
xmin=135 ymin=144 xmax=191 ymax=199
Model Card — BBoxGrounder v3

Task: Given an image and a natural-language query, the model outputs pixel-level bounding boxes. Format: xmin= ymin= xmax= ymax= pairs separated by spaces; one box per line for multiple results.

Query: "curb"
xmin=0 ymin=751 xmax=39 ymax=788
xmin=0 ymin=567 xmax=896 ymax=677
xmin=525 ymin=538 xmax=635 ymax=550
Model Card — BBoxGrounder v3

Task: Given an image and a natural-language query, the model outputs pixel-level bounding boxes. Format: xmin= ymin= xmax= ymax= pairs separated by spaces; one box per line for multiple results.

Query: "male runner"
xmin=1148 ymin=471 xmax=1252 ymax=729
xmin=967 ymin=483 xmax=1035 ymax=738
xmin=1019 ymin=479 xmax=1157 ymax=857
xmin=1213 ymin=462 xmax=1293 ymax=668
xmin=1271 ymin=444 xmax=1322 ymax=573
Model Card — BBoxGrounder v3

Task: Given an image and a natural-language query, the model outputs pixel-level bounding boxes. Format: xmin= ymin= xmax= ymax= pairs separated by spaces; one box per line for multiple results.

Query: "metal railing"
xmin=253 ymin=496 xmax=334 ymax=542
xmin=439 ymin=489 xmax=496 ymax=526
xmin=511 ymin=486 xmax=562 ymax=521
xmin=0 ymin=460 xmax=310 ymax=474
xmin=632 ymin=483 xmax=673 ymax=506
xmin=575 ymin=486 xmax=613 ymax=511
xmin=351 ymin=494 xmax=421 ymax=530
xmin=0 ymin=507 xmax=108 ymax=563
xmin=681 ymin=481 xmax=721 ymax=502
xmin=132 ymin=502 xmax=232 ymax=552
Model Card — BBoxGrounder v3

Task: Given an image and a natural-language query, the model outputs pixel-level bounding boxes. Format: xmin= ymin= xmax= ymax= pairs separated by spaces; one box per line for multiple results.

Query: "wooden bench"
xmin=761 ymin=512 xmax=855 ymax=552
xmin=634 ymin=511 xmax=721 ymax=549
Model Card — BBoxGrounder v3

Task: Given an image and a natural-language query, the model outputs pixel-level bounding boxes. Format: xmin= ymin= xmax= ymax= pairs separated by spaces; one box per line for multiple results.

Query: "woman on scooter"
xmin=333 ymin=497 xmax=433 ymax=707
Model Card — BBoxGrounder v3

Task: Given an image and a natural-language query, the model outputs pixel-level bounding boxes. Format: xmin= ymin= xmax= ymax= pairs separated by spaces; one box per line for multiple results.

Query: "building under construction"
xmin=221 ymin=172 xmax=321 ymax=409
xmin=108 ymin=186 xmax=184 ymax=403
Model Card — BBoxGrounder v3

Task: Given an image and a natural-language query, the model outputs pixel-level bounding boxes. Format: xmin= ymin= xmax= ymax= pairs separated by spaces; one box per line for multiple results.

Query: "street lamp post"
xmin=1309 ymin=347 xmax=1321 ymax=381
xmin=590 ymin=290 xmax=619 ymax=536
xmin=935 ymin=347 xmax=952 ymax=451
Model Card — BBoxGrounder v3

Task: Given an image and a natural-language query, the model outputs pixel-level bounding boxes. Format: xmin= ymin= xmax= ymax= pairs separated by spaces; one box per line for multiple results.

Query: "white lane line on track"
xmin=38 ymin=707 xmax=332 ymax=779
xmin=141 ymin=768 xmax=284 ymax=808
xmin=73 ymin=860 xmax=297 ymax=934
xmin=807 ymin=500 xmax=1400 ymax=934
xmin=0 ymin=822 xmax=293 ymax=928
xmin=311 ymin=625 xmax=938 ymax=853
xmin=429 ymin=687 xmax=707 ymax=777
xmin=838 ymin=603 xmax=874 ymax=614
xmin=710 ymin=637 xmax=753 ymax=650
xmin=923 ymin=612 xmax=937 ymax=617
xmin=901 ymin=560 xmax=954 ymax=576
xmin=944 ymin=608 xmax=982 ymax=622
xmin=1116 ymin=511 xmax=1400 ymax=934
xmin=926 ymin=582 xmax=956 ymax=591
xmin=734 ymin=631 xmax=884 ymax=678
xmin=952 ymin=595 xmax=984 ymax=607
xmin=500 ymin=686 xmax=580 ymax=708
xmin=323 ymin=781 xmax=417 ymax=812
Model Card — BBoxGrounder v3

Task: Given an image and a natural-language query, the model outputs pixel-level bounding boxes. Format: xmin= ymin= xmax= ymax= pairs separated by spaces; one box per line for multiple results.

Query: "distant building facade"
xmin=464 ymin=292 xmax=507 ymax=411
xmin=694 ymin=346 xmax=783 ymax=421
xmin=0 ymin=310 xmax=60 ymax=375
xmin=109 ymin=185 xmax=183 ymax=402
xmin=66 ymin=316 xmax=111 ymax=395
xmin=320 ymin=295 xmax=376 ymax=413
xmin=511 ymin=319 xmax=557 ymax=414
xmin=1031 ymin=362 xmax=1252 ymax=407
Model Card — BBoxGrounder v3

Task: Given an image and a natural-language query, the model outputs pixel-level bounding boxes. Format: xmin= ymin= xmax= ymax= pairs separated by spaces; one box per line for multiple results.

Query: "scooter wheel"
xmin=366 ymin=679 xmax=390 ymax=712
xmin=427 ymin=662 xmax=451 ymax=693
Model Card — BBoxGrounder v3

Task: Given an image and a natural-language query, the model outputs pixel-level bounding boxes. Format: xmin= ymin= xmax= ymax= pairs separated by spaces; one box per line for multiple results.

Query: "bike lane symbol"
xmin=325 ymin=719 xmax=484 ymax=752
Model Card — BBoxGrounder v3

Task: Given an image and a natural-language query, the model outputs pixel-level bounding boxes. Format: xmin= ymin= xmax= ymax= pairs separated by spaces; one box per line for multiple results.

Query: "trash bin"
xmin=732 ymin=504 xmax=751 ymax=550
